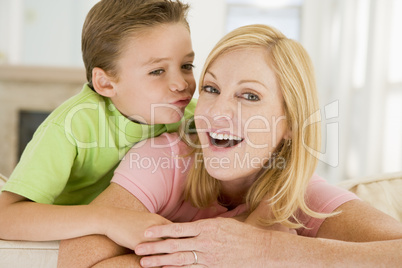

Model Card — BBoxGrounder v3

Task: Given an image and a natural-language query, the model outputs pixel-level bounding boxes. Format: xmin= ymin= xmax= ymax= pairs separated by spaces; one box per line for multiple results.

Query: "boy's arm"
xmin=57 ymin=183 xmax=170 ymax=268
xmin=0 ymin=187 xmax=168 ymax=251
xmin=0 ymin=191 xmax=106 ymax=241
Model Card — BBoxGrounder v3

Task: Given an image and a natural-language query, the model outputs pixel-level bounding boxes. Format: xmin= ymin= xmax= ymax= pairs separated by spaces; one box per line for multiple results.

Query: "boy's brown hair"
xmin=82 ymin=0 xmax=190 ymax=89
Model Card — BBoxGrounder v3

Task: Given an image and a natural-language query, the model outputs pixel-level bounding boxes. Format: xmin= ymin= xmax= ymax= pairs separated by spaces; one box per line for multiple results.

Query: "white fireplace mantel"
xmin=0 ymin=65 xmax=86 ymax=177
xmin=0 ymin=65 xmax=86 ymax=84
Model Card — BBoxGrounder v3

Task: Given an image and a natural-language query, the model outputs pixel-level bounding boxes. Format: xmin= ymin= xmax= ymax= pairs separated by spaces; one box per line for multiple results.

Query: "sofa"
xmin=0 ymin=173 xmax=59 ymax=268
xmin=0 ymin=171 xmax=401 ymax=268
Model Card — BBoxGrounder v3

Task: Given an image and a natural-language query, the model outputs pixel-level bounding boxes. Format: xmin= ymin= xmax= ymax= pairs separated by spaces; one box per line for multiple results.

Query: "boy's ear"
xmin=92 ymin=67 xmax=116 ymax=97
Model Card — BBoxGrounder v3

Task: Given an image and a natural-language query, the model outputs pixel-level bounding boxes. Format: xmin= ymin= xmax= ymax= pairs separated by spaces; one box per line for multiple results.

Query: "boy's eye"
xmin=182 ymin=64 xmax=194 ymax=71
xmin=149 ymin=69 xmax=164 ymax=76
xmin=242 ymin=93 xmax=260 ymax=101
xmin=202 ymin=85 xmax=220 ymax=94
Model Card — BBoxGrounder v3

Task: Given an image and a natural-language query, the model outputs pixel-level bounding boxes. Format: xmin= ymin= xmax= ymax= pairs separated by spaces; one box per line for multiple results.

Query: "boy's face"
xmin=110 ymin=23 xmax=196 ymax=124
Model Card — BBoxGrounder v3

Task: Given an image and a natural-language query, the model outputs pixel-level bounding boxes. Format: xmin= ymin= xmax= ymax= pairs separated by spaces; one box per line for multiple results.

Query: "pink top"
xmin=112 ymin=133 xmax=358 ymax=237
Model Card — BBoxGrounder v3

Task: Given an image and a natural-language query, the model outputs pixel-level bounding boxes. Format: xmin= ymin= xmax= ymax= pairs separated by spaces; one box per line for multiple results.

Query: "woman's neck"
xmin=218 ymin=194 xmax=244 ymax=210
xmin=217 ymin=171 xmax=261 ymax=210
xmin=218 ymin=182 xmax=250 ymax=210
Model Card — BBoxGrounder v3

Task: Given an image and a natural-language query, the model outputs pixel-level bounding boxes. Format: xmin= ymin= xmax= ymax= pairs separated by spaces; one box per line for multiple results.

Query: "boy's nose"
xmin=169 ymin=73 xmax=188 ymax=92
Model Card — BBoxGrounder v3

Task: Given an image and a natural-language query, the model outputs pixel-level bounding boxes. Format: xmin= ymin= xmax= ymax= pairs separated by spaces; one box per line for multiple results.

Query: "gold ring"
xmin=191 ymin=250 xmax=198 ymax=264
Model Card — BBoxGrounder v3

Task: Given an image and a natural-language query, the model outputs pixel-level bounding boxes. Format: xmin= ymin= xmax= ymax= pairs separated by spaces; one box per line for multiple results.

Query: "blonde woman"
xmin=58 ymin=24 xmax=402 ymax=267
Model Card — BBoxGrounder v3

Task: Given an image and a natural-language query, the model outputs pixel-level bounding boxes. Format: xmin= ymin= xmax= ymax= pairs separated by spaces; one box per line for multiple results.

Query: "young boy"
xmin=0 ymin=0 xmax=196 ymax=246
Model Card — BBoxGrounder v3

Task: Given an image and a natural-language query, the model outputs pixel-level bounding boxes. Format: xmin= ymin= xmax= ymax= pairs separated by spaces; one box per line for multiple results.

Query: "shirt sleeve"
xmin=111 ymin=133 xmax=188 ymax=213
xmin=2 ymin=123 xmax=77 ymax=204
xmin=297 ymin=174 xmax=360 ymax=237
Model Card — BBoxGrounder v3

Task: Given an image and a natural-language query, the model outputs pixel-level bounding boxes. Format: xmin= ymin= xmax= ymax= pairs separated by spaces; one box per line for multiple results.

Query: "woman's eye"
xmin=149 ymin=69 xmax=164 ymax=76
xmin=182 ymin=64 xmax=194 ymax=71
xmin=202 ymin=85 xmax=220 ymax=94
xmin=242 ymin=93 xmax=260 ymax=101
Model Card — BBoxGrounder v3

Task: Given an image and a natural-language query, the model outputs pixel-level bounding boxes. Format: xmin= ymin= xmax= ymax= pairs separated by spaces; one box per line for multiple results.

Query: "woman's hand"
xmin=135 ymin=200 xmax=402 ymax=267
xmin=134 ymin=199 xmax=296 ymax=267
xmin=249 ymin=221 xmax=297 ymax=234
xmin=234 ymin=211 xmax=297 ymax=234
xmin=135 ymin=217 xmax=271 ymax=268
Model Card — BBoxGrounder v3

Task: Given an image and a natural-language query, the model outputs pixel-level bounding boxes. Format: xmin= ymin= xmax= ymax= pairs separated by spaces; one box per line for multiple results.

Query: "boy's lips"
xmin=171 ymin=97 xmax=191 ymax=107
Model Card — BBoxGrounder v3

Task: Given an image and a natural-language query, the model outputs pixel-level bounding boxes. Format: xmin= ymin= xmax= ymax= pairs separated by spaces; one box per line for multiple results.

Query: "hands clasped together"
xmin=135 ymin=217 xmax=295 ymax=268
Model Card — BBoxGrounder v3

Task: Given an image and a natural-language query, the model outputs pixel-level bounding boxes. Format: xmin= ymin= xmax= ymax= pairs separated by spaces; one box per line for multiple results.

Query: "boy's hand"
xmin=102 ymin=206 xmax=171 ymax=250
xmin=58 ymin=183 xmax=171 ymax=268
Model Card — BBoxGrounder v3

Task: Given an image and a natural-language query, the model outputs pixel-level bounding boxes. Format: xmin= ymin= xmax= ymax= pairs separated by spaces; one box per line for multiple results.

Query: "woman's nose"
xmin=209 ymin=97 xmax=236 ymax=122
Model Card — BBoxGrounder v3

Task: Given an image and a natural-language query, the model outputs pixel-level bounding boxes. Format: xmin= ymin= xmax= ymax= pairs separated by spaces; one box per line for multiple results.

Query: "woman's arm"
xmin=92 ymin=254 xmax=142 ymax=268
xmin=262 ymin=200 xmax=402 ymax=267
xmin=57 ymin=183 xmax=170 ymax=268
xmin=242 ymin=197 xmax=297 ymax=234
xmin=135 ymin=200 xmax=402 ymax=267
xmin=316 ymin=199 xmax=402 ymax=241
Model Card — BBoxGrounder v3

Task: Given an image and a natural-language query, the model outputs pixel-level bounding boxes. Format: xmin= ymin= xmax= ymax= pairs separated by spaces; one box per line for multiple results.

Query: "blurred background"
xmin=0 ymin=0 xmax=401 ymax=183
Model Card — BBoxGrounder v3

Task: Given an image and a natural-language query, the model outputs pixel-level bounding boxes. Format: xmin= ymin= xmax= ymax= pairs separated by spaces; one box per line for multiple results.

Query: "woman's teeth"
xmin=209 ymin=132 xmax=242 ymax=141
xmin=209 ymin=132 xmax=243 ymax=147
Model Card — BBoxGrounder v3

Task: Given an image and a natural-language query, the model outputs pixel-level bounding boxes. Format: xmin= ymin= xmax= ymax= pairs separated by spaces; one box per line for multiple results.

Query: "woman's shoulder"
xmin=129 ymin=132 xmax=193 ymax=158
xmin=305 ymin=174 xmax=359 ymax=213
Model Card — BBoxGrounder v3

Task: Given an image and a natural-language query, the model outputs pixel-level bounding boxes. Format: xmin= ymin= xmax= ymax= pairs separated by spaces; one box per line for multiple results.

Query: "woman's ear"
xmin=284 ymin=127 xmax=292 ymax=141
xmin=92 ymin=67 xmax=116 ymax=97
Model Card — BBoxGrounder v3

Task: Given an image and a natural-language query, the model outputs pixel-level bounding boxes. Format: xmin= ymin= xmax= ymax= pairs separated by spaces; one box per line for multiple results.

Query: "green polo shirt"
xmin=2 ymin=84 xmax=196 ymax=205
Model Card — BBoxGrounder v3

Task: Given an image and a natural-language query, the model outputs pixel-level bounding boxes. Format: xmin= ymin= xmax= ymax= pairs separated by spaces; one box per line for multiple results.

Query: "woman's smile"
xmin=208 ymin=131 xmax=244 ymax=148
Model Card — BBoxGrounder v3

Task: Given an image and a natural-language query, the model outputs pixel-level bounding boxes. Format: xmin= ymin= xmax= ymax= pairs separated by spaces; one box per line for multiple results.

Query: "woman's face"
xmin=195 ymin=47 xmax=291 ymax=187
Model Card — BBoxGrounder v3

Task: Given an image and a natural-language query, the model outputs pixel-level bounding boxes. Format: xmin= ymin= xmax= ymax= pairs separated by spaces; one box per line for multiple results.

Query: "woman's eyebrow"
xmin=205 ymin=70 xmax=217 ymax=79
xmin=205 ymin=72 xmax=268 ymax=90
xmin=238 ymin=79 xmax=268 ymax=89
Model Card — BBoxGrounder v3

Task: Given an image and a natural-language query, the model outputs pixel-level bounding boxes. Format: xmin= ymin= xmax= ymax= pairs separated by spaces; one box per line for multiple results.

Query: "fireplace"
xmin=0 ymin=65 xmax=85 ymax=177
xmin=18 ymin=110 xmax=50 ymax=160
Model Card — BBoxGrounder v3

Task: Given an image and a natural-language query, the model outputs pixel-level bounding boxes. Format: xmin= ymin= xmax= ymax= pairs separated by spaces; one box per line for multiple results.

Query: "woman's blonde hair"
xmin=184 ymin=24 xmax=328 ymax=228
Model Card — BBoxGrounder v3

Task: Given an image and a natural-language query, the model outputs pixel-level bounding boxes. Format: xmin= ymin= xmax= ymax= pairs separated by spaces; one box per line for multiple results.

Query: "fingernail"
xmin=141 ymin=258 xmax=150 ymax=267
xmin=144 ymin=230 xmax=153 ymax=237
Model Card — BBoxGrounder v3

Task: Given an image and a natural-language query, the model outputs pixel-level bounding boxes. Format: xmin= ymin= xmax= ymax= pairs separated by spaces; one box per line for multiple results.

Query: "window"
xmin=0 ymin=0 xmax=97 ymax=67
xmin=225 ymin=0 xmax=303 ymax=40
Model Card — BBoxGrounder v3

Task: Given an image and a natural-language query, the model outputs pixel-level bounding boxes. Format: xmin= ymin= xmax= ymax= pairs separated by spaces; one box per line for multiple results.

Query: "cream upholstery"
xmin=0 ymin=240 xmax=59 ymax=268
xmin=0 ymin=174 xmax=58 ymax=267
xmin=0 ymin=173 xmax=6 ymax=188
xmin=0 ymin=172 xmax=401 ymax=267
xmin=337 ymin=171 xmax=402 ymax=222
